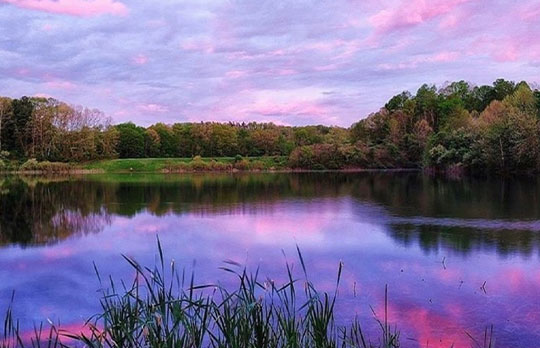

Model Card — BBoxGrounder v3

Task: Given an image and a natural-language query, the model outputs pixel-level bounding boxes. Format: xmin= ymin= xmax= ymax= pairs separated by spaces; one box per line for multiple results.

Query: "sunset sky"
xmin=0 ymin=0 xmax=539 ymax=126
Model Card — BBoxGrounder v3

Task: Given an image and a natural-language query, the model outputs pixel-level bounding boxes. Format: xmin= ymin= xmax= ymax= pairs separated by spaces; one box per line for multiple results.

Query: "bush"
xmin=0 ymin=151 xmax=10 ymax=161
xmin=423 ymin=130 xmax=481 ymax=170
xmin=20 ymin=158 xmax=40 ymax=171
xmin=208 ymin=160 xmax=232 ymax=171
xmin=37 ymin=161 xmax=71 ymax=173
xmin=19 ymin=159 xmax=72 ymax=173
xmin=190 ymin=156 xmax=209 ymax=171
xmin=165 ymin=158 xmax=233 ymax=172
xmin=288 ymin=144 xmax=345 ymax=169
xmin=250 ymin=160 xmax=265 ymax=171
xmin=233 ymin=159 xmax=250 ymax=170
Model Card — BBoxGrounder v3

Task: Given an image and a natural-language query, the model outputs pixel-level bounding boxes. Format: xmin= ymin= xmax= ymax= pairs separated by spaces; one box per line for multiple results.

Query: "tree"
xmin=209 ymin=123 xmax=238 ymax=156
xmin=503 ymin=83 xmax=536 ymax=115
xmin=414 ymin=84 xmax=438 ymax=130
xmin=436 ymin=96 xmax=471 ymax=131
xmin=150 ymin=123 xmax=177 ymax=157
xmin=97 ymin=126 xmax=119 ymax=159
xmin=0 ymin=97 xmax=12 ymax=152
xmin=115 ymin=123 xmax=146 ymax=158
xmin=172 ymin=123 xmax=195 ymax=157
xmin=250 ymin=124 xmax=281 ymax=155
xmin=534 ymin=90 xmax=540 ymax=118
xmin=145 ymin=128 xmax=161 ymax=157
xmin=492 ymin=78 xmax=515 ymax=101
xmin=470 ymin=85 xmax=495 ymax=112
xmin=385 ymin=91 xmax=412 ymax=112
xmin=8 ymin=97 xmax=34 ymax=157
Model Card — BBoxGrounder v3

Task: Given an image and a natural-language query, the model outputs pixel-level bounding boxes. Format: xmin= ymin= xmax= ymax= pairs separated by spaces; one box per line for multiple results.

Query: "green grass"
xmin=83 ymin=156 xmax=289 ymax=173
xmin=1 ymin=242 xmax=496 ymax=348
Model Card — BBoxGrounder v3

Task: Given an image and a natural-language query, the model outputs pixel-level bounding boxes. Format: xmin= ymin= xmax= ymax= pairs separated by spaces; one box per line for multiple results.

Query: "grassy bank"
xmin=2 ymin=244 xmax=495 ymax=348
xmin=83 ymin=156 xmax=289 ymax=173
xmin=0 ymin=156 xmax=290 ymax=174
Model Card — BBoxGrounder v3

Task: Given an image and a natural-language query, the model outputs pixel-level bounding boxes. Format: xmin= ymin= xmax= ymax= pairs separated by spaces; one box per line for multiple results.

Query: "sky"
xmin=0 ymin=0 xmax=539 ymax=127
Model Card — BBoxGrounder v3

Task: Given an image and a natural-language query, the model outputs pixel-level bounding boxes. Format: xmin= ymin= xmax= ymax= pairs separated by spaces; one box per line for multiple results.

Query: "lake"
xmin=1 ymin=172 xmax=539 ymax=347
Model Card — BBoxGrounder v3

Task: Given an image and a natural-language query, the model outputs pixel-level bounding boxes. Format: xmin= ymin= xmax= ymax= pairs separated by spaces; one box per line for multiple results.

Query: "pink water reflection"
xmin=1 ymin=174 xmax=540 ymax=347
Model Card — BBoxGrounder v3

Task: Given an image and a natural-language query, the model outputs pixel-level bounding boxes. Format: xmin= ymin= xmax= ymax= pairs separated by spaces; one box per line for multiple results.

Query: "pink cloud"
xmin=15 ymin=68 xmax=31 ymax=76
xmin=245 ymin=99 xmax=328 ymax=118
xmin=519 ymin=2 xmax=540 ymax=21
xmin=1 ymin=0 xmax=128 ymax=17
xmin=471 ymin=35 xmax=540 ymax=63
xmin=34 ymin=92 xmax=54 ymax=98
xmin=438 ymin=13 xmax=459 ymax=30
xmin=377 ymin=51 xmax=460 ymax=70
xmin=369 ymin=0 xmax=472 ymax=35
xmin=45 ymin=79 xmax=77 ymax=90
xmin=132 ymin=54 xmax=148 ymax=66
xmin=225 ymin=70 xmax=249 ymax=79
xmin=42 ymin=23 xmax=55 ymax=31
xmin=313 ymin=63 xmax=340 ymax=72
xmin=181 ymin=39 xmax=215 ymax=54
xmin=137 ymin=103 xmax=168 ymax=113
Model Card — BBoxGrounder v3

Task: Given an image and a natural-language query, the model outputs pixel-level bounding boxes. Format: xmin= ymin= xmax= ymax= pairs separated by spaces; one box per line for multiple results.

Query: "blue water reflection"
xmin=0 ymin=173 xmax=539 ymax=347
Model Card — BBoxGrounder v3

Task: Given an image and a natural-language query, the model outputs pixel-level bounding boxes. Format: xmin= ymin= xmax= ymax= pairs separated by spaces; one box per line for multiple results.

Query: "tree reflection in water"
xmin=1 ymin=173 xmax=540 ymax=258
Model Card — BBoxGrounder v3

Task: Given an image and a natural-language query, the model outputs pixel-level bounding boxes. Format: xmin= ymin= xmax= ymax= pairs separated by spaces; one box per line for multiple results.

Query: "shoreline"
xmin=0 ymin=167 xmax=421 ymax=175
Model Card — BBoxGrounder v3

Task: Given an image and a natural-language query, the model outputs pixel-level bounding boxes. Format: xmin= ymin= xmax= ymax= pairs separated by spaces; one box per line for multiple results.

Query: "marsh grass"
xmin=2 ymin=242 xmax=495 ymax=348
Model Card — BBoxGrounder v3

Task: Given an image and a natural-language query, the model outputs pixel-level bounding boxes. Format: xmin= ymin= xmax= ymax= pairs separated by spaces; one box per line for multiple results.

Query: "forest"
xmin=1 ymin=78 xmax=540 ymax=172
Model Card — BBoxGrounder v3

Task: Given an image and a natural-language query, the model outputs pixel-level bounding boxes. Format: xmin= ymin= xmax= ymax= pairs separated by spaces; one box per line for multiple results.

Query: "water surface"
xmin=1 ymin=173 xmax=539 ymax=347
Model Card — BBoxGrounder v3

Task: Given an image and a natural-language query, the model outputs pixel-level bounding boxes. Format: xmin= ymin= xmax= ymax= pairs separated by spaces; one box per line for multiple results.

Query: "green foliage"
xmin=1 ymin=78 xmax=540 ymax=173
xmin=288 ymin=144 xmax=369 ymax=170
xmin=385 ymin=91 xmax=412 ymax=112
xmin=19 ymin=158 xmax=39 ymax=171
xmin=424 ymin=130 xmax=480 ymax=169
xmin=115 ymin=122 xmax=146 ymax=158
xmin=492 ymin=78 xmax=516 ymax=100
xmin=534 ymin=90 xmax=540 ymax=116
xmin=19 ymin=158 xmax=73 ymax=173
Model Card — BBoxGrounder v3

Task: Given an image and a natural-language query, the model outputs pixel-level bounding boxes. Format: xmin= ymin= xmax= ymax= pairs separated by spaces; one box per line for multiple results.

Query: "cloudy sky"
xmin=0 ymin=0 xmax=539 ymax=126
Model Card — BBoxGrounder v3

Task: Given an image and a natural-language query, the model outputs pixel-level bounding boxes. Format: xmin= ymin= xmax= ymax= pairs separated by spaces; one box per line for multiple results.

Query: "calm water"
xmin=1 ymin=173 xmax=540 ymax=347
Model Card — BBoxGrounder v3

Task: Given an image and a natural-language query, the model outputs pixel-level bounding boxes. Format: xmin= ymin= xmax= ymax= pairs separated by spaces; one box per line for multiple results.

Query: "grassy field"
xmin=82 ymin=156 xmax=289 ymax=173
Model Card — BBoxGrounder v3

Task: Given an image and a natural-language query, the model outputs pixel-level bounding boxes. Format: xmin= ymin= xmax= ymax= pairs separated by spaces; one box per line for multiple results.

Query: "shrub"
xmin=37 ymin=161 xmax=71 ymax=173
xmin=190 ymin=157 xmax=209 ymax=171
xmin=20 ymin=158 xmax=40 ymax=171
xmin=233 ymin=159 xmax=251 ymax=170
xmin=19 ymin=159 xmax=72 ymax=173
xmin=250 ymin=160 xmax=265 ymax=170
xmin=166 ymin=158 xmax=233 ymax=172
xmin=288 ymin=144 xmax=345 ymax=169
xmin=208 ymin=160 xmax=232 ymax=171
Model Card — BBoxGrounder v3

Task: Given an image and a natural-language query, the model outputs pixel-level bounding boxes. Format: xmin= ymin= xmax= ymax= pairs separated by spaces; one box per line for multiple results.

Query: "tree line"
xmin=0 ymin=96 xmax=117 ymax=162
xmin=1 ymin=78 xmax=540 ymax=172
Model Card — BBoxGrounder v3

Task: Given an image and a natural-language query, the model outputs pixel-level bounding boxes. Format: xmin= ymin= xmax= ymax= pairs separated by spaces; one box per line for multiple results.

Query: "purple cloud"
xmin=0 ymin=0 xmax=539 ymax=126
xmin=1 ymin=0 xmax=128 ymax=17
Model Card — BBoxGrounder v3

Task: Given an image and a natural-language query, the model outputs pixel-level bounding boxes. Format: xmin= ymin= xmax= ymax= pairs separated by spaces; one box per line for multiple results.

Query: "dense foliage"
xmin=2 ymin=79 xmax=540 ymax=172
xmin=0 ymin=96 xmax=117 ymax=162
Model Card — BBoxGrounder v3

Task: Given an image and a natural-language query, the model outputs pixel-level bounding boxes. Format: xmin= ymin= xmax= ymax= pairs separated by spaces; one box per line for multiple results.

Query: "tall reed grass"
xmin=2 ymin=242 xmax=495 ymax=348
